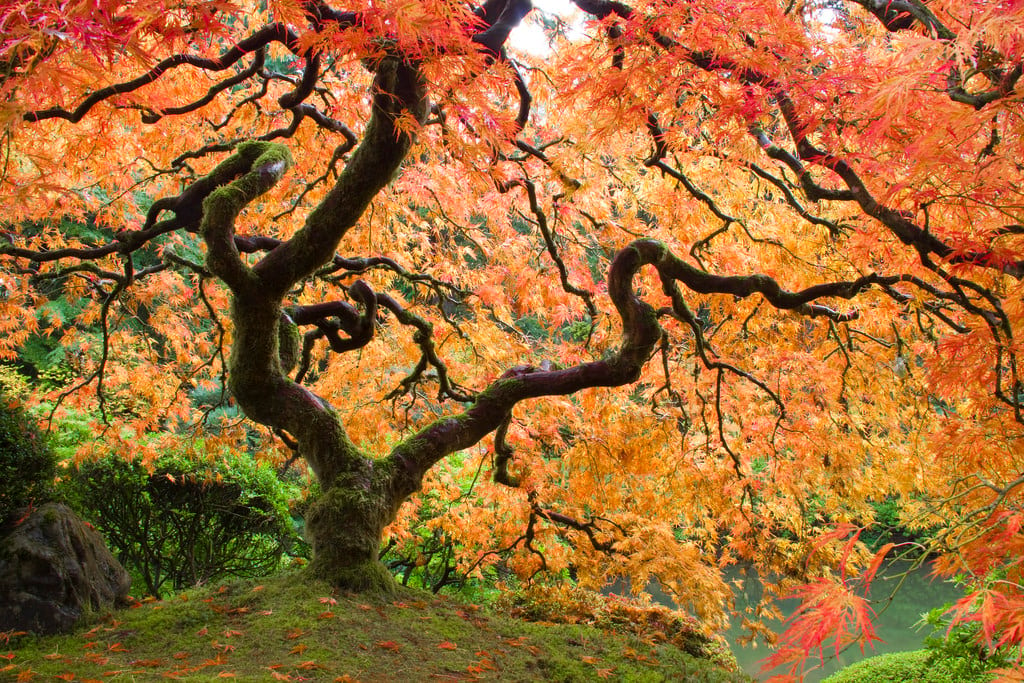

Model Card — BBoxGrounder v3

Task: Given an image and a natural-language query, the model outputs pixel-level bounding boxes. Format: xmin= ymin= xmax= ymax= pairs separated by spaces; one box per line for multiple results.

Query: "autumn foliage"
xmin=1 ymin=0 xmax=1023 ymax=674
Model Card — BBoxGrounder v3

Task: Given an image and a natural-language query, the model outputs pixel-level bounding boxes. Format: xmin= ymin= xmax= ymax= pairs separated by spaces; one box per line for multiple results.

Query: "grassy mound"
xmin=2 ymin=569 xmax=751 ymax=682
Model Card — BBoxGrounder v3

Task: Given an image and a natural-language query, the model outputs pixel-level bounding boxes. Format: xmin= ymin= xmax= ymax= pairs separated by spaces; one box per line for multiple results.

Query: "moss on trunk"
xmin=303 ymin=483 xmax=398 ymax=594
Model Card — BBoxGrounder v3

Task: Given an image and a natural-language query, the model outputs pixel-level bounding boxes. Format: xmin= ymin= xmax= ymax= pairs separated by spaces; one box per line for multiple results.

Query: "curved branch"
xmin=278 ymin=53 xmax=323 ymax=109
xmin=289 ymin=280 xmax=378 ymax=354
xmin=533 ymin=503 xmax=620 ymax=553
xmin=472 ymin=0 xmax=535 ymax=56
xmin=137 ymin=48 xmax=268 ymax=124
xmin=252 ymin=57 xmax=429 ymax=297
xmin=199 ymin=141 xmax=293 ymax=291
xmin=375 ymin=292 xmax=476 ymax=403
xmin=23 ymin=24 xmax=303 ymax=123
xmin=493 ymin=412 xmax=518 ymax=486
xmin=846 ymin=0 xmax=954 ymax=37
xmin=381 ymin=238 xmax=877 ymax=505
xmin=499 ymin=177 xmax=597 ymax=321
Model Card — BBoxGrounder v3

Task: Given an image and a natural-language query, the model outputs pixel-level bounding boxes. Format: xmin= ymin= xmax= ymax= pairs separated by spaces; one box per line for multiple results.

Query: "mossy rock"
xmin=0 ymin=503 xmax=130 ymax=635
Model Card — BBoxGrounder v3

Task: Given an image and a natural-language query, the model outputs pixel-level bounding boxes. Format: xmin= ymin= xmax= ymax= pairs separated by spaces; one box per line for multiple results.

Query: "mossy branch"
xmin=200 ymin=141 xmax=293 ymax=292
xmin=252 ymin=59 xmax=429 ymax=297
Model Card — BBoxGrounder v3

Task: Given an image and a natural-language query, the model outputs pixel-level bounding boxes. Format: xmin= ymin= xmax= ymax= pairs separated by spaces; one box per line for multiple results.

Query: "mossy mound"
xmin=5 ymin=568 xmax=752 ymax=682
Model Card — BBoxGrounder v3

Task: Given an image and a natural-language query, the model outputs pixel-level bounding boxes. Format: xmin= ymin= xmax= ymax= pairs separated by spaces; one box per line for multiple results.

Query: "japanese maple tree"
xmin=1 ymin=0 xmax=1023 ymax=669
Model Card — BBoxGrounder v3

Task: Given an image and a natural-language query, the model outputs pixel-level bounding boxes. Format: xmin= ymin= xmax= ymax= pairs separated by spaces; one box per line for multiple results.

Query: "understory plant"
xmin=0 ymin=392 xmax=55 ymax=530
xmin=61 ymin=445 xmax=301 ymax=597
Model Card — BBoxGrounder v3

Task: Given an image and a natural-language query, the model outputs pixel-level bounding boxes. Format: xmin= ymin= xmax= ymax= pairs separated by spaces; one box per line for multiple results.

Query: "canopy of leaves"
xmin=0 ymin=0 xmax=1022 ymax=671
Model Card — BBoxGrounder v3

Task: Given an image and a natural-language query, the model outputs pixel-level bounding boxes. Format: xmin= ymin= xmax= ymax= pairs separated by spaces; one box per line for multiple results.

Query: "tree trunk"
xmin=303 ymin=471 xmax=401 ymax=593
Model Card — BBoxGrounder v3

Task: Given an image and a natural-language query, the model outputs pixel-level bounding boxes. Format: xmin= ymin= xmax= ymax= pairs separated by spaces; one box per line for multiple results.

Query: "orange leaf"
xmin=128 ymin=658 xmax=164 ymax=667
xmin=375 ymin=641 xmax=401 ymax=652
xmin=437 ymin=641 xmax=457 ymax=650
xmin=864 ymin=543 xmax=895 ymax=585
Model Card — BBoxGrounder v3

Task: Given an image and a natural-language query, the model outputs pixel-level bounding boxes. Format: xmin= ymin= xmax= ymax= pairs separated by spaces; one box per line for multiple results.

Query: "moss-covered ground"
xmin=2 ymin=569 xmax=752 ymax=682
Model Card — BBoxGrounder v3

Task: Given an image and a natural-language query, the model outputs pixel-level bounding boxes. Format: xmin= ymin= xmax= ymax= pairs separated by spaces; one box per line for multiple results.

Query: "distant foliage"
xmin=0 ymin=393 xmax=55 ymax=529
xmin=0 ymin=364 xmax=29 ymax=399
xmin=61 ymin=448 xmax=301 ymax=596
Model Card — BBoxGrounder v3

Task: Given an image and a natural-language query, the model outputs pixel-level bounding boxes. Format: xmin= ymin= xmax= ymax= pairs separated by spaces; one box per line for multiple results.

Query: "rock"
xmin=0 ymin=503 xmax=130 ymax=635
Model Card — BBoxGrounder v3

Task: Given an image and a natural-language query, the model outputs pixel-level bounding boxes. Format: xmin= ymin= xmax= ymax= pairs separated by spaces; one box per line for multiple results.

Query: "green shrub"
xmin=918 ymin=603 xmax=1015 ymax=680
xmin=824 ymin=602 xmax=1013 ymax=683
xmin=0 ymin=393 xmax=56 ymax=529
xmin=61 ymin=447 xmax=301 ymax=597
xmin=821 ymin=649 xmax=988 ymax=683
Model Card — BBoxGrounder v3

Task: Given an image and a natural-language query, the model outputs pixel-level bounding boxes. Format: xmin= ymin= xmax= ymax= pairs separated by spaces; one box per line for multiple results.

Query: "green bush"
xmin=821 ymin=649 xmax=989 ymax=683
xmin=918 ymin=603 xmax=1014 ymax=680
xmin=61 ymin=447 xmax=301 ymax=597
xmin=824 ymin=602 xmax=1012 ymax=683
xmin=0 ymin=393 xmax=56 ymax=529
